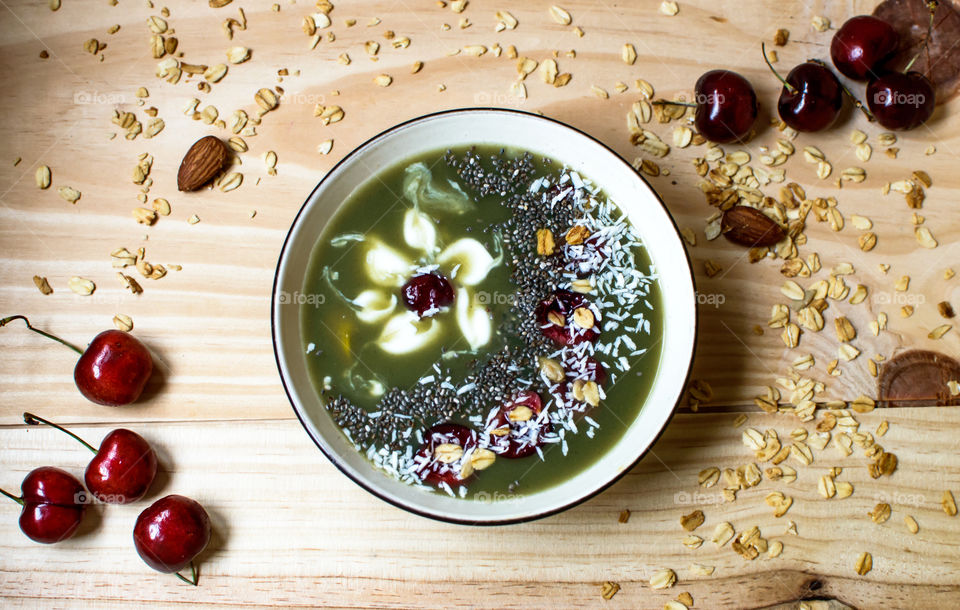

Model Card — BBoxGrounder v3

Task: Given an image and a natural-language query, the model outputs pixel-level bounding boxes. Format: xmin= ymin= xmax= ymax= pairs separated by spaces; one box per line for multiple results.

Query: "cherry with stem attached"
xmin=0 ymin=467 xmax=87 ymax=544
xmin=651 ymin=69 xmax=758 ymax=143
xmin=761 ymin=43 xmax=844 ymax=132
xmin=866 ymin=2 xmax=938 ymax=130
xmin=24 ymin=412 xmax=158 ymax=504
xmin=1 ymin=315 xmax=153 ymax=407
xmin=134 ymin=495 xmax=211 ymax=586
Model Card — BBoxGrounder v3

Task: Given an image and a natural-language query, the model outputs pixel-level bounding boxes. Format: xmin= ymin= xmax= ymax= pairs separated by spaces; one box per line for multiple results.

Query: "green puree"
xmin=301 ymin=145 xmax=663 ymax=499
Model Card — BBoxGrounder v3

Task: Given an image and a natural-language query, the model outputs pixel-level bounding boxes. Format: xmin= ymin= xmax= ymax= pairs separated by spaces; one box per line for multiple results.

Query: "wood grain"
xmin=1 ymin=0 xmax=959 ymax=607
xmin=2 ymin=411 xmax=959 ymax=607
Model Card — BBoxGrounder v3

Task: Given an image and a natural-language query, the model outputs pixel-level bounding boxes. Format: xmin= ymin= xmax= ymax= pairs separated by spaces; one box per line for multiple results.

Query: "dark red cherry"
xmin=694 ymin=70 xmax=758 ymax=143
xmin=400 ymin=273 xmax=455 ymax=317
xmin=74 ymin=330 xmax=154 ymax=406
xmin=830 ymin=15 xmax=899 ymax=80
xmin=24 ymin=413 xmax=158 ymax=504
xmin=775 ymin=62 xmax=844 ymax=132
xmin=543 ymin=183 xmax=576 ymax=206
xmin=486 ymin=390 xmax=551 ymax=459
xmin=0 ymin=316 xmax=154 ymax=407
xmin=413 ymin=423 xmax=478 ymax=487
xmin=0 ymin=466 xmax=87 ymax=544
xmin=535 ymin=290 xmax=600 ymax=346
xmin=86 ymin=429 xmax=158 ymax=503
xmin=866 ymin=71 xmax=936 ymax=130
xmin=134 ymin=495 xmax=211 ymax=581
xmin=563 ymin=234 xmax=609 ymax=276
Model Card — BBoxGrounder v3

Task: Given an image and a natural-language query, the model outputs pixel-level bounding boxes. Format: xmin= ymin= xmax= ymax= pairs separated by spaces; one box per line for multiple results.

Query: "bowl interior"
xmin=273 ymin=109 xmax=697 ymax=524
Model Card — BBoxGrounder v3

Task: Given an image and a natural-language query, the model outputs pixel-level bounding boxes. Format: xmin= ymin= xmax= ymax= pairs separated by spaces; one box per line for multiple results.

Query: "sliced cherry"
xmin=566 ymin=355 xmax=608 ymax=386
xmin=546 ymin=356 xmax=609 ymax=413
xmin=563 ymin=235 xmax=608 ymax=276
xmin=486 ymin=390 xmax=551 ymax=459
xmin=413 ymin=423 xmax=477 ymax=487
xmin=400 ymin=273 xmax=455 ymax=317
xmin=535 ymin=290 xmax=600 ymax=346
xmin=543 ymin=183 xmax=576 ymax=206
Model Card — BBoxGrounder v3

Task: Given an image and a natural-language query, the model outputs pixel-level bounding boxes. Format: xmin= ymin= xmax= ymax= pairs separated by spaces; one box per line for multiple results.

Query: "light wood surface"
xmin=1 ymin=0 xmax=959 ymax=607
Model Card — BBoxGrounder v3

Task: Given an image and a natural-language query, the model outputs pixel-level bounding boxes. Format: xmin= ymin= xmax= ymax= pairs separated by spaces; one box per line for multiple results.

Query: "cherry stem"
xmin=0 ymin=487 xmax=24 ymax=506
xmin=807 ymin=58 xmax=875 ymax=122
xmin=761 ymin=43 xmax=796 ymax=93
xmin=0 ymin=315 xmax=83 ymax=355
xmin=650 ymin=100 xmax=696 ymax=108
xmin=23 ymin=412 xmax=97 ymax=454
xmin=174 ymin=561 xmax=199 ymax=586
xmin=904 ymin=1 xmax=938 ymax=73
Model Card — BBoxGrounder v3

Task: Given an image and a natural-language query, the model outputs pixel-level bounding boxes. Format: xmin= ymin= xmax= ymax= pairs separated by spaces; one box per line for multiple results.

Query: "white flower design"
xmin=328 ymin=164 xmax=501 ymax=356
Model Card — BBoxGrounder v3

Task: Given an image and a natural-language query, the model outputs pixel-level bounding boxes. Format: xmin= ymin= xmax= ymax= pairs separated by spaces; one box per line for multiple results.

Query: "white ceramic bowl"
xmin=273 ymin=109 xmax=697 ymax=524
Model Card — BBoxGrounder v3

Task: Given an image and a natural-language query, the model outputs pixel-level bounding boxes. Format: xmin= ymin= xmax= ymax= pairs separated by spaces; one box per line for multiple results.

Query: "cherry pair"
xmin=0 ymin=413 xmax=158 ymax=547
xmin=831 ymin=13 xmax=936 ymax=130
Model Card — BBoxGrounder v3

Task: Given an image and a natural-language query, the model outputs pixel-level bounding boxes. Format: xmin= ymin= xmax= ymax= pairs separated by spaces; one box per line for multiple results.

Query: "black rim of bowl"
xmin=271 ymin=107 xmax=699 ymax=526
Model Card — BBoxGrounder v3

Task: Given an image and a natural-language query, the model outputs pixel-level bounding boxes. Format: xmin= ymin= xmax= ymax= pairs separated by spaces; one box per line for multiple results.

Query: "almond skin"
xmin=177 ymin=136 xmax=228 ymax=191
xmin=722 ymin=206 xmax=785 ymax=247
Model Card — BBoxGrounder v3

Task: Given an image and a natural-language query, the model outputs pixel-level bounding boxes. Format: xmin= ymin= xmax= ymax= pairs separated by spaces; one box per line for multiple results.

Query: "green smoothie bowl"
xmin=272 ymin=108 xmax=697 ymax=524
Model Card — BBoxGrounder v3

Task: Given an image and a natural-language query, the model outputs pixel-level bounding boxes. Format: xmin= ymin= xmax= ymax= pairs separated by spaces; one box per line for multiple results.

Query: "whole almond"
xmin=177 ymin=136 xmax=228 ymax=191
xmin=722 ymin=206 xmax=786 ymax=247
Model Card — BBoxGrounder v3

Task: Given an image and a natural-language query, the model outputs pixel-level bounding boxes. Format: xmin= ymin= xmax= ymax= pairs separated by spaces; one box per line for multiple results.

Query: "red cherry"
xmin=693 ymin=70 xmax=759 ymax=143
xmin=0 ymin=466 xmax=87 ymax=544
xmin=86 ymin=429 xmax=158 ymax=503
xmin=762 ymin=43 xmax=844 ymax=133
xmin=23 ymin=413 xmax=158 ymax=504
xmin=400 ymin=273 xmax=455 ymax=317
xmin=134 ymin=495 xmax=211 ymax=583
xmin=535 ymin=290 xmax=600 ymax=346
xmin=830 ymin=15 xmax=899 ymax=81
xmin=547 ymin=356 xmax=609 ymax=413
xmin=866 ymin=71 xmax=936 ymax=130
xmin=1 ymin=316 xmax=153 ymax=407
xmin=74 ymin=330 xmax=154 ymax=406
xmin=775 ymin=62 xmax=843 ymax=132
xmin=486 ymin=391 xmax=551 ymax=459
xmin=413 ymin=423 xmax=477 ymax=487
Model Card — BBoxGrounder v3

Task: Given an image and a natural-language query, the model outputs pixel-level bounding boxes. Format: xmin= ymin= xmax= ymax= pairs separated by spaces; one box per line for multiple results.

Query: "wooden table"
xmin=1 ymin=0 xmax=959 ymax=607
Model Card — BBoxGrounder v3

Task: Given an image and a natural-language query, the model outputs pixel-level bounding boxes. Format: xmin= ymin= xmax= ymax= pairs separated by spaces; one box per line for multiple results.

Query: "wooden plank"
xmin=0 ymin=0 xmax=958 ymax=424
xmin=1 ymin=411 xmax=959 ymax=607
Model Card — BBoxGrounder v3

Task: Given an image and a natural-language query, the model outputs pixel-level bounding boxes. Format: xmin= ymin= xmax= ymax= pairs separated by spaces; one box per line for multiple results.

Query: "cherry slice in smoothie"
xmin=563 ymin=235 xmax=609 ymax=277
xmin=536 ymin=290 xmax=600 ymax=346
xmin=487 ymin=391 xmax=551 ymax=459
xmin=568 ymin=355 xmax=608 ymax=386
xmin=413 ymin=423 xmax=477 ymax=487
xmin=401 ymin=273 xmax=455 ymax=317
